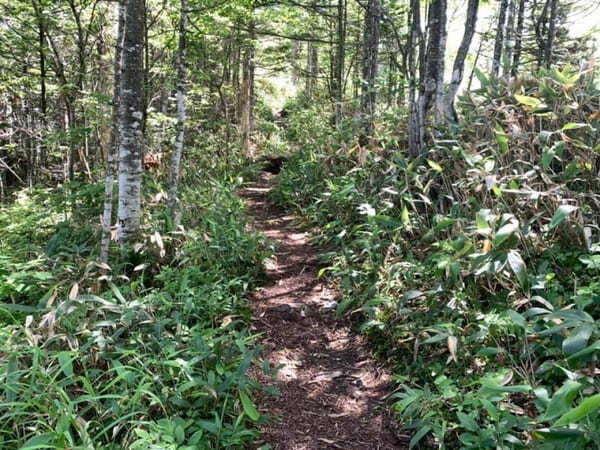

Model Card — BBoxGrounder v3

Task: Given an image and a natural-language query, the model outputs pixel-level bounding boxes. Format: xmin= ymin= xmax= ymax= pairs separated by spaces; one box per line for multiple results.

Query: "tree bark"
xmin=240 ymin=21 xmax=255 ymax=157
xmin=118 ymin=0 xmax=145 ymax=245
xmin=492 ymin=0 xmax=508 ymax=77
xmin=407 ymin=0 xmax=425 ymax=158
xmin=168 ymin=0 xmax=187 ymax=221
xmin=511 ymin=0 xmax=526 ymax=75
xmin=503 ymin=0 xmax=515 ymax=78
xmin=433 ymin=0 xmax=448 ymax=127
xmin=545 ymin=0 xmax=557 ymax=68
xmin=100 ymin=0 xmax=125 ymax=264
xmin=442 ymin=0 xmax=479 ymax=123
xmin=359 ymin=0 xmax=381 ymax=138
xmin=306 ymin=38 xmax=319 ymax=100
xmin=334 ymin=0 xmax=346 ymax=125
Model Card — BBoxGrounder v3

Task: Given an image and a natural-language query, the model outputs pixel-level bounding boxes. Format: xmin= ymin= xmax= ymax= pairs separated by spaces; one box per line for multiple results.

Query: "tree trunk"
xmin=407 ymin=0 xmax=425 ymax=158
xmin=291 ymin=40 xmax=301 ymax=85
xmin=545 ymin=0 xmax=557 ymax=68
xmin=491 ymin=0 xmax=508 ymax=77
xmin=442 ymin=0 xmax=479 ymax=123
xmin=511 ymin=0 xmax=526 ymax=75
xmin=306 ymin=42 xmax=318 ymax=100
xmin=420 ymin=0 xmax=445 ymax=117
xmin=359 ymin=0 xmax=381 ymax=138
xmin=240 ymin=23 xmax=254 ymax=157
xmin=433 ymin=0 xmax=448 ymax=127
xmin=100 ymin=1 xmax=125 ymax=264
xmin=168 ymin=0 xmax=187 ymax=221
xmin=503 ymin=0 xmax=515 ymax=78
xmin=117 ymin=0 xmax=145 ymax=245
xmin=334 ymin=0 xmax=346 ymax=125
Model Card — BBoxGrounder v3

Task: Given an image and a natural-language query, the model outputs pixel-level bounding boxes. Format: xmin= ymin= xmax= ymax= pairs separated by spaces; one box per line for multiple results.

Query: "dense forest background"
xmin=1 ymin=0 xmax=600 ymax=448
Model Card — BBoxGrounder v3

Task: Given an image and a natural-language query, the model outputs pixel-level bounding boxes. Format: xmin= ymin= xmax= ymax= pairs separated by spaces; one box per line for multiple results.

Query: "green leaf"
xmin=542 ymin=380 xmax=582 ymax=421
xmin=239 ymin=390 xmax=260 ymax=421
xmin=409 ymin=425 xmax=431 ymax=449
xmin=553 ymin=393 xmax=600 ymax=427
xmin=20 ymin=433 xmax=56 ymax=449
xmin=493 ymin=219 xmax=519 ymax=246
xmin=58 ymin=352 xmax=73 ymax=378
xmin=514 ymin=94 xmax=542 ymax=108
xmin=562 ymin=325 xmax=594 ymax=356
xmin=548 ymin=205 xmax=577 ymax=230
xmin=476 ymin=209 xmax=492 ymax=235
xmin=562 ymin=123 xmax=588 ymax=131
xmin=474 ymin=67 xmax=488 ymax=88
xmin=427 ymin=159 xmax=443 ymax=173
xmin=401 ymin=205 xmax=410 ymax=226
xmin=507 ymin=250 xmax=527 ymax=287
xmin=495 ymin=123 xmax=509 ymax=154
xmin=5 ymin=355 xmax=18 ymax=402
xmin=457 ymin=412 xmax=478 ymax=432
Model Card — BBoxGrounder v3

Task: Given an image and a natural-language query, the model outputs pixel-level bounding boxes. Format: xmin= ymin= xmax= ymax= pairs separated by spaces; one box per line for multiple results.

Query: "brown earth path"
xmin=240 ymin=173 xmax=406 ymax=450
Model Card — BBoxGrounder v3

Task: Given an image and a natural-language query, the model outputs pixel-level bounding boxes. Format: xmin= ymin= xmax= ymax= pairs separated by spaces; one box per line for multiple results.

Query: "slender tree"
xmin=100 ymin=0 xmax=125 ymax=263
xmin=492 ymin=0 xmax=508 ymax=77
xmin=511 ymin=0 xmax=526 ymax=75
xmin=117 ymin=0 xmax=145 ymax=245
xmin=442 ymin=0 xmax=479 ymax=123
xmin=359 ymin=0 xmax=381 ymax=138
xmin=503 ymin=0 xmax=515 ymax=78
xmin=168 ymin=0 xmax=187 ymax=220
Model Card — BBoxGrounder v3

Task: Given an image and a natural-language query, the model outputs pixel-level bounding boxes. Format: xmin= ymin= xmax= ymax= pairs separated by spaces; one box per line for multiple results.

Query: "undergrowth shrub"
xmin=0 ymin=146 xmax=271 ymax=448
xmin=274 ymin=66 xmax=600 ymax=448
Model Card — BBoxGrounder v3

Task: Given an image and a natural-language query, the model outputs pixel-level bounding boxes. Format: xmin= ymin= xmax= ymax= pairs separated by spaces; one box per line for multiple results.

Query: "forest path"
xmin=240 ymin=173 xmax=403 ymax=450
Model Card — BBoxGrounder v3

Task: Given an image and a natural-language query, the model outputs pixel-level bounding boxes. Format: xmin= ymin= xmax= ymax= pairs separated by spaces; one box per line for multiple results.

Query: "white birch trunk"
xmin=168 ymin=0 xmax=187 ymax=221
xmin=100 ymin=1 xmax=125 ymax=263
xmin=117 ymin=0 xmax=145 ymax=245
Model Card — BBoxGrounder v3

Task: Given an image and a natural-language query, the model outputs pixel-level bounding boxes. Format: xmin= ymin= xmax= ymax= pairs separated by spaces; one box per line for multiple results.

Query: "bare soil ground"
xmin=240 ymin=173 xmax=406 ymax=450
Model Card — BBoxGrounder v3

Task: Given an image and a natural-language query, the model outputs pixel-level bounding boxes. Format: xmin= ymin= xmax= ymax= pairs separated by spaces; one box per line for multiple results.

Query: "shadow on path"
xmin=240 ymin=173 xmax=406 ymax=450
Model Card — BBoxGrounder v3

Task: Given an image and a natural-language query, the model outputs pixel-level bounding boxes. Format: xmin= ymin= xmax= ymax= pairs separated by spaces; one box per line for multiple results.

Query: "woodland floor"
xmin=240 ymin=173 xmax=406 ymax=450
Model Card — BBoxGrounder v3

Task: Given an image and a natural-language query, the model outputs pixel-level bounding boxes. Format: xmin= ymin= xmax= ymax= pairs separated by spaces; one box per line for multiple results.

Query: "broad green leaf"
xmin=239 ymin=390 xmax=259 ymax=421
xmin=507 ymin=250 xmax=527 ymax=287
xmin=562 ymin=325 xmax=594 ymax=356
xmin=476 ymin=209 xmax=492 ymax=235
xmin=553 ymin=393 xmax=600 ymax=427
xmin=58 ymin=352 xmax=73 ymax=378
xmin=514 ymin=94 xmax=541 ymax=108
xmin=541 ymin=380 xmax=582 ymax=421
xmin=409 ymin=425 xmax=431 ymax=449
xmin=548 ymin=205 xmax=577 ymax=230
xmin=20 ymin=432 xmax=56 ymax=449
xmin=427 ymin=159 xmax=443 ymax=173
xmin=493 ymin=220 xmax=519 ymax=246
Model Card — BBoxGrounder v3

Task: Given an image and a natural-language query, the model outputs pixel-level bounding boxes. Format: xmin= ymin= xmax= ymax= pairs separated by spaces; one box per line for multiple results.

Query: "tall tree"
xmin=442 ymin=0 xmax=479 ymax=123
xmin=168 ymin=0 xmax=187 ymax=220
xmin=511 ymin=0 xmax=526 ymax=74
xmin=100 ymin=0 xmax=125 ymax=264
xmin=117 ymin=0 xmax=145 ymax=244
xmin=407 ymin=0 xmax=424 ymax=158
xmin=359 ymin=0 xmax=381 ymax=138
xmin=503 ymin=0 xmax=515 ymax=78
xmin=333 ymin=0 xmax=347 ymax=125
xmin=492 ymin=0 xmax=508 ymax=77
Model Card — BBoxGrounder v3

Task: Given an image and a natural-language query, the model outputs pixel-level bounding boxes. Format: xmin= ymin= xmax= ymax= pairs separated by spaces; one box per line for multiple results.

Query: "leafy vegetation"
xmin=0 ymin=150 xmax=271 ymax=448
xmin=274 ymin=66 xmax=600 ymax=448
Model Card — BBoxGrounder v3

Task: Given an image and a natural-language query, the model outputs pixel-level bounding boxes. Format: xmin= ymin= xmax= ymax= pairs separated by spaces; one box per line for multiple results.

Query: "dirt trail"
xmin=240 ymin=173 xmax=404 ymax=450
